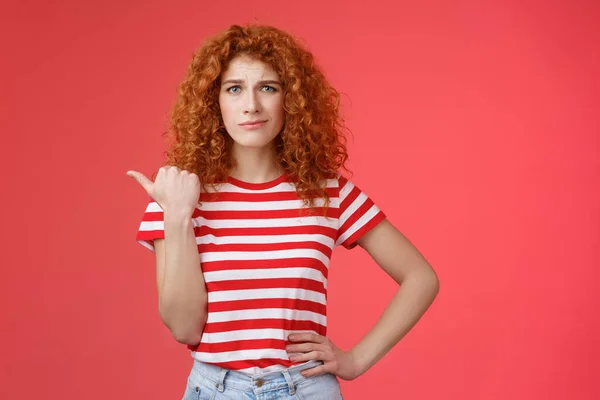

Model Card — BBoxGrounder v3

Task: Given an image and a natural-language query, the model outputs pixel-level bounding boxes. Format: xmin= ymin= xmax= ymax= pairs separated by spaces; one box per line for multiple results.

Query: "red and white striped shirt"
xmin=136 ymin=172 xmax=385 ymax=375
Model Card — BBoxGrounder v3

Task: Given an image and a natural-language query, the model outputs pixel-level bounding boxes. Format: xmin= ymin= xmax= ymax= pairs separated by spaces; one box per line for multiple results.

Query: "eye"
xmin=226 ymin=85 xmax=241 ymax=94
xmin=261 ymin=85 xmax=278 ymax=93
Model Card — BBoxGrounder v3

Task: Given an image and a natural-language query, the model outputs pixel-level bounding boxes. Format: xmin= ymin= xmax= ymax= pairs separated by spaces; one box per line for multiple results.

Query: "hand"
xmin=286 ymin=333 xmax=363 ymax=381
xmin=126 ymin=166 xmax=201 ymax=218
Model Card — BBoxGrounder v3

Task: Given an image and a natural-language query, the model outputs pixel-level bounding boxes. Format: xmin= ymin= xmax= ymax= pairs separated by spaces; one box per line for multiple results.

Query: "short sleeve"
xmin=135 ymin=198 xmax=165 ymax=252
xmin=335 ymin=175 xmax=386 ymax=249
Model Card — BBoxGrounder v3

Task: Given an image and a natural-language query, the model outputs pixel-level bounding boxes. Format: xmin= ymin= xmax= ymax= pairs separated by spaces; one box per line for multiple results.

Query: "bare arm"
xmin=128 ymin=166 xmax=207 ymax=346
xmin=349 ymin=218 xmax=440 ymax=374
xmin=287 ymin=218 xmax=440 ymax=380
xmin=154 ymin=214 xmax=207 ymax=345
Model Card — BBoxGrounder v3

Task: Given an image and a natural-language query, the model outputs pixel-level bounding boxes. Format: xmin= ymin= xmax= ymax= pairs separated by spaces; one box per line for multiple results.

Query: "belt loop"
xmin=282 ymin=369 xmax=296 ymax=395
xmin=216 ymin=369 xmax=228 ymax=392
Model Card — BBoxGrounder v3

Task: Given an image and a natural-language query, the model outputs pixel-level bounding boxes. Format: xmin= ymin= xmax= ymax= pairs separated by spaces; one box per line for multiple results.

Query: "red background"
xmin=2 ymin=1 xmax=599 ymax=399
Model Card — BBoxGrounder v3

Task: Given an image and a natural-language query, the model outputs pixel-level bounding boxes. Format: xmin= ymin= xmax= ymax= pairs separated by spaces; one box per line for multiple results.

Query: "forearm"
xmin=349 ymin=269 xmax=439 ymax=374
xmin=159 ymin=214 xmax=207 ymax=344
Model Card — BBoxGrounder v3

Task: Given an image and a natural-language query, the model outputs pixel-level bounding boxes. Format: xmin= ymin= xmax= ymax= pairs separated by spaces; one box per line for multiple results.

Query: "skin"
xmin=126 ymin=166 xmax=207 ymax=345
xmin=127 ymin=55 xmax=440 ymax=381
xmin=286 ymin=220 xmax=440 ymax=380
xmin=219 ymin=55 xmax=286 ymax=183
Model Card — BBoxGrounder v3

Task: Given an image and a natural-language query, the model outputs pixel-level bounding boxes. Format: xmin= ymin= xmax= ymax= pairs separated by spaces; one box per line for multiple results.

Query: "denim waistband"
xmin=190 ymin=359 xmax=323 ymax=394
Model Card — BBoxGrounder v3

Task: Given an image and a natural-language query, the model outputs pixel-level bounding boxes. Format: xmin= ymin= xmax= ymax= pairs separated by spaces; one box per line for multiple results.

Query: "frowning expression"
xmin=219 ymin=56 xmax=284 ymax=149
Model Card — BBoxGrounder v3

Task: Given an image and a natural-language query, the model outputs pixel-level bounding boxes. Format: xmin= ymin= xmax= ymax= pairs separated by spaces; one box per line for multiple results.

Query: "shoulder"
xmin=335 ymin=173 xmax=354 ymax=195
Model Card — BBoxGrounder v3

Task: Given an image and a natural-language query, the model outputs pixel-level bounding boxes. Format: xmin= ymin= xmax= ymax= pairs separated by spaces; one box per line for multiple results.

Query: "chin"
xmin=229 ymin=130 xmax=279 ymax=149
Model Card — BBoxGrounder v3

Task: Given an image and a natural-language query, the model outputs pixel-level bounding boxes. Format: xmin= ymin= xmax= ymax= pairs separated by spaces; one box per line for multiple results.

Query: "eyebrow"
xmin=221 ymin=79 xmax=282 ymax=86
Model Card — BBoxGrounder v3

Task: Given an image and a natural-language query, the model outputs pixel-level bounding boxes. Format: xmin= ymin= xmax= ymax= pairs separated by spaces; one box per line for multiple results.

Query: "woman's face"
xmin=219 ymin=55 xmax=284 ymax=150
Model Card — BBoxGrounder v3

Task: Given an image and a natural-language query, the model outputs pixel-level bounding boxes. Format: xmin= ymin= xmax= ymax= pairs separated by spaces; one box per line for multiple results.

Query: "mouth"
xmin=239 ymin=120 xmax=267 ymax=130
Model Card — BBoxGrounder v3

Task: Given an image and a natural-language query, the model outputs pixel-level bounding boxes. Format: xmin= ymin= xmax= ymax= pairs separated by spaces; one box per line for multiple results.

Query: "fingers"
xmin=286 ymin=342 xmax=325 ymax=353
xmin=288 ymin=333 xmax=326 ymax=344
xmin=287 ymin=333 xmax=330 ymax=363
xmin=126 ymin=170 xmax=153 ymax=193
xmin=289 ymin=350 xmax=328 ymax=363
xmin=300 ymin=364 xmax=328 ymax=378
xmin=158 ymin=166 xmax=200 ymax=181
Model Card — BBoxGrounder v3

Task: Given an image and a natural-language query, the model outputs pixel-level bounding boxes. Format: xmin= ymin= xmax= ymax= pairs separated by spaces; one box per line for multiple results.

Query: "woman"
xmin=127 ymin=24 xmax=439 ymax=400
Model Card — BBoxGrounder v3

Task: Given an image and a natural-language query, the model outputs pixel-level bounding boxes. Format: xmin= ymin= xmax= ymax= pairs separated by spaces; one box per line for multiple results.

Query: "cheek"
xmin=219 ymin=100 xmax=234 ymax=125
xmin=270 ymin=99 xmax=285 ymax=124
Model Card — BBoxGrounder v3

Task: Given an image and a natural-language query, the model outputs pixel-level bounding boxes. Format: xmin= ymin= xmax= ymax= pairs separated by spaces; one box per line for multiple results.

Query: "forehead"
xmin=221 ymin=55 xmax=279 ymax=80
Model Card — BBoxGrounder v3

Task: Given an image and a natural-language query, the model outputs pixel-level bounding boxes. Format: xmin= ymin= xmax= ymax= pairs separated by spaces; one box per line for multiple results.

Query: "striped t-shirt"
xmin=135 ymin=172 xmax=385 ymax=375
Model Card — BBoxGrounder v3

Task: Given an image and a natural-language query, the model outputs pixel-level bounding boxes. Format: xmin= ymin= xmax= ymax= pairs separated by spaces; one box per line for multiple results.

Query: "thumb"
xmin=126 ymin=170 xmax=153 ymax=194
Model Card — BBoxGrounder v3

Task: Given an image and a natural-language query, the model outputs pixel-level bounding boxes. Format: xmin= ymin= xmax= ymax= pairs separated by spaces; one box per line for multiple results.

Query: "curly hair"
xmin=163 ymin=24 xmax=350 ymax=209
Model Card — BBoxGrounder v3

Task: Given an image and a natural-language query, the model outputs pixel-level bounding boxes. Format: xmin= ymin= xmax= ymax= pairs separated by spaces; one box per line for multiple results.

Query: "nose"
xmin=243 ymin=91 xmax=261 ymax=114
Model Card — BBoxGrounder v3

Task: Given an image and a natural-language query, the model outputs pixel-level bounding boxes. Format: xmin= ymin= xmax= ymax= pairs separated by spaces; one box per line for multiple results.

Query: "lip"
xmin=239 ymin=120 xmax=267 ymax=130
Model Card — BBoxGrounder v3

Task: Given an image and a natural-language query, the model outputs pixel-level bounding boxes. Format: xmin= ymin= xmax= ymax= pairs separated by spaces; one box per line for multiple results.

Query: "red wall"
xmin=2 ymin=1 xmax=598 ymax=399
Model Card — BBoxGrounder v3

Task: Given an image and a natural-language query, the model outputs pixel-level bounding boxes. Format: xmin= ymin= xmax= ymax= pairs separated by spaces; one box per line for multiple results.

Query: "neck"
xmin=230 ymin=142 xmax=283 ymax=183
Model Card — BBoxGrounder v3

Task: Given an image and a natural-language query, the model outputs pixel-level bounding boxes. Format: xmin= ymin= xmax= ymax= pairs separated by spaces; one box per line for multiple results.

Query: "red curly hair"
xmin=163 ymin=24 xmax=350 ymax=208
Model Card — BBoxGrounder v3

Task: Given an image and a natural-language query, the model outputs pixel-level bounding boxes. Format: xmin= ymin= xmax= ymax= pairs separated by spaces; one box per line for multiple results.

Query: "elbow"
xmin=425 ymin=268 xmax=440 ymax=298
xmin=171 ymin=329 xmax=203 ymax=346
xmin=168 ymin=314 xmax=207 ymax=346
xmin=159 ymin=305 xmax=208 ymax=346
xmin=406 ymin=266 xmax=440 ymax=298
xmin=431 ymin=273 xmax=440 ymax=297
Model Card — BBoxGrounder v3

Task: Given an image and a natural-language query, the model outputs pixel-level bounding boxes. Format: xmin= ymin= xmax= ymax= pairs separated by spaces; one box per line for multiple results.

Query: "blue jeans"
xmin=182 ymin=359 xmax=344 ymax=399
